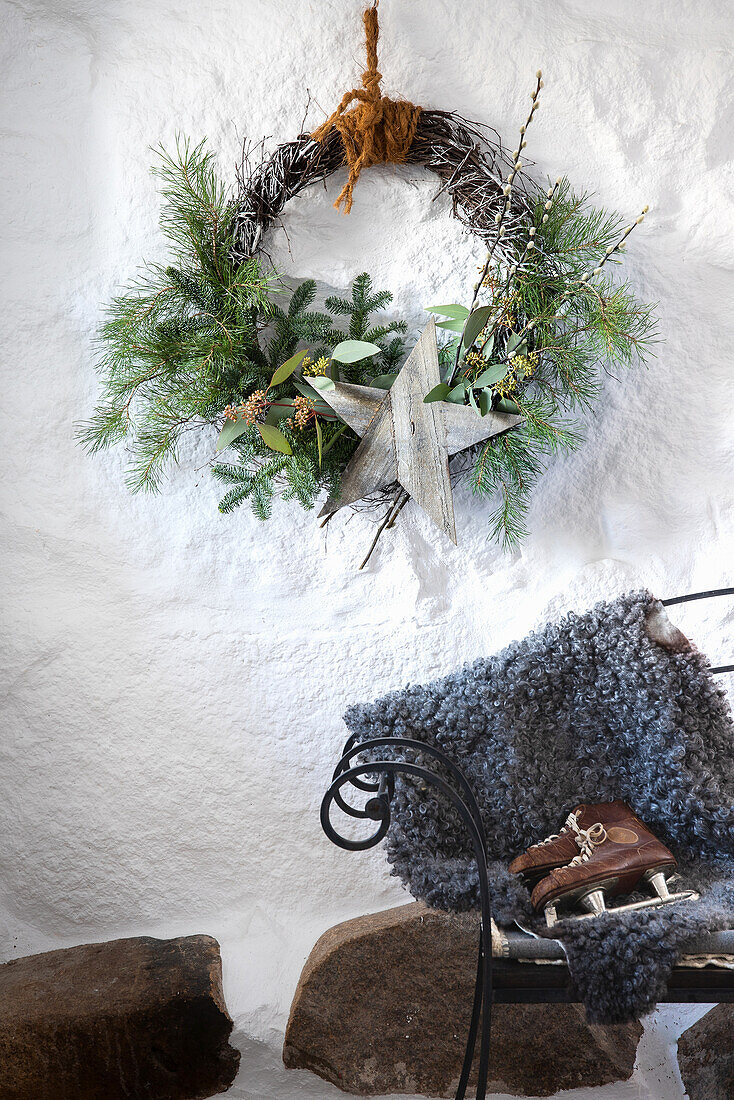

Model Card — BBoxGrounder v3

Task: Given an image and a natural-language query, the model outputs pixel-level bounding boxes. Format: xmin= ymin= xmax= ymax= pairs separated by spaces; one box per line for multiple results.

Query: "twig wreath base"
xmin=232 ymin=111 xmax=530 ymax=264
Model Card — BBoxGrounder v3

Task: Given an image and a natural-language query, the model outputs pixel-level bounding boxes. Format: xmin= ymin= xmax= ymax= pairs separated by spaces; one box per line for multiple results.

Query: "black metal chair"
xmin=320 ymin=588 xmax=734 ymax=1100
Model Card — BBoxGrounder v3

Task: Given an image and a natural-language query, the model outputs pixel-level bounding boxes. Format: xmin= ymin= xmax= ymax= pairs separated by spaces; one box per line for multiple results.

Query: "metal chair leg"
xmin=455 ymin=932 xmax=484 ymax=1100
xmin=321 ymin=736 xmax=494 ymax=1100
xmin=476 ymin=919 xmax=492 ymax=1100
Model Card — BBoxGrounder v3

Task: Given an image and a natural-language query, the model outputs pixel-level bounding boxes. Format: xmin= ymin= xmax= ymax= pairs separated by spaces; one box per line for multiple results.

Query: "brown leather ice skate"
xmin=531 ymin=803 xmax=698 ymax=927
xmin=509 ymin=800 xmax=630 ymax=886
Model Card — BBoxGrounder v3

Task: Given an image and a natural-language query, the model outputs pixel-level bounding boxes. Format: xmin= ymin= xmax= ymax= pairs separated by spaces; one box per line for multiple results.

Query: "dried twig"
xmin=452 ymin=72 xmax=544 ymax=379
xmin=359 ymin=488 xmax=408 ymax=570
xmin=386 ymin=491 xmax=410 ymax=529
xmin=231 ymin=110 xmax=533 ymax=264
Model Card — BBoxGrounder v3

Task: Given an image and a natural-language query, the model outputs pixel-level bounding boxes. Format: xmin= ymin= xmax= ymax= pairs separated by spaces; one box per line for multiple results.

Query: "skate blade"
xmin=544 ymin=869 xmax=700 ymax=928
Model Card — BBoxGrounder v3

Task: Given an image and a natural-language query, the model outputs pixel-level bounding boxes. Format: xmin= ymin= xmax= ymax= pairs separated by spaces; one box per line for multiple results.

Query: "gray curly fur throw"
xmin=343 ymin=590 xmax=734 ymax=1024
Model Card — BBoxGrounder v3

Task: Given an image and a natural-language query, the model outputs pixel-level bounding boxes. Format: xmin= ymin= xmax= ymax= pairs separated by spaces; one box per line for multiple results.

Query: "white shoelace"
xmin=567 ymin=821 xmax=607 ymax=865
xmin=534 ymin=811 xmax=607 ymax=865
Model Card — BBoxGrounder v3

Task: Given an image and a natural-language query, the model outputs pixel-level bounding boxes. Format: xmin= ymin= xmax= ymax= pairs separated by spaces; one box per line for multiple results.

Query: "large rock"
xmin=677 ymin=1005 xmax=734 ymax=1100
xmin=283 ymin=902 xmax=641 ymax=1097
xmin=0 ymin=934 xmax=240 ymax=1099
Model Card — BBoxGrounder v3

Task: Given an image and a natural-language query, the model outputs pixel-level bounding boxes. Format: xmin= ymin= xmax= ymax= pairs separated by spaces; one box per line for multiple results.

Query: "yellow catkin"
xmin=303 ymin=356 xmax=329 ymax=377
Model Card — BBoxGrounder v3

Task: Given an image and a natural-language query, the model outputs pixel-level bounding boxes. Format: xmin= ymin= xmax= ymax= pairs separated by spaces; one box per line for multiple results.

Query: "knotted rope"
xmin=311 ymin=1 xmax=422 ymax=214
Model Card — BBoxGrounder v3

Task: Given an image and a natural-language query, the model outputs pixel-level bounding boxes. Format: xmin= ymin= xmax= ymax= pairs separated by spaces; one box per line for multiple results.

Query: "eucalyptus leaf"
xmin=292 ymin=382 xmax=337 ymax=414
xmin=307 ymin=375 xmax=336 ymax=392
xmin=435 ymin=317 xmax=467 ymax=333
xmin=496 ymin=397 xmax=521 ymax=414
xmin=475 ymin=363 xmax=508 ymax=388
xmin=265 ymin=397 xmax=337 ymax=423
xmin=479 ymin=389 xmax=493 ymax=416
xmin=447 ymin=383 xmax=469 ymax=404
xmin=257 ymin=423 xmax=292 ymax=455
xmin=215 ymin=417 xmax=251 ymax=452
xmin=423 ymin=382 xmax=451 ymax=404
xmin=265 ymin=404 xmax=287 ymax=424
xmin=330 ymin=339 xmax=381 ymax=363
xmin=481 ymin=332 xmax=495 ymax=356
xmin=467 ymin=386 xmax=479 ymax=414
xmin=315 ymin=416 xmax=323 ymax=468
xmin=425 ymin=303 xmax=470 ymax=320
xmin=312 ymin=400 xmax=337 ymax=419
xmin=369 ymin=373 xmax=398 ymax=390
xmin=506 ymin=332 xmax=528 ymax=357
xmin=269 ymin=348 xmax=307 ymax=388
xmin=293 ymin=380 xmax=318 ymax=399
xmin=463 ymin=305 xmax=494 ymax=348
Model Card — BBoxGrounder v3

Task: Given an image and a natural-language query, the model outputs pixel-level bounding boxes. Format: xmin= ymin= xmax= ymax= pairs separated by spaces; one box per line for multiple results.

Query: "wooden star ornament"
xmin=315 ymin=318 xmax=521 ymax=544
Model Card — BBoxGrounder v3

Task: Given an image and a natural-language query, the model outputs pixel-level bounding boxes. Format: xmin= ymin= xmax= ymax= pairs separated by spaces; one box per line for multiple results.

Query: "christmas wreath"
xmin=81 ymin=2 xmax=655 ymax=561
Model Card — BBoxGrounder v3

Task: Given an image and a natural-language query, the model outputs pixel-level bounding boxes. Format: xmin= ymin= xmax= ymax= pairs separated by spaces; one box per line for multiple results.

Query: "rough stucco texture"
xmin=1 ymin=0 xmax=733 ymax=1096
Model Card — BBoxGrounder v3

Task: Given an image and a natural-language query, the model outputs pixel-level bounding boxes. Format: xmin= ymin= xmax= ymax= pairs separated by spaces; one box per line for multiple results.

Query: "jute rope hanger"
xmin=311 ymin=1 xmax=422 ymax=213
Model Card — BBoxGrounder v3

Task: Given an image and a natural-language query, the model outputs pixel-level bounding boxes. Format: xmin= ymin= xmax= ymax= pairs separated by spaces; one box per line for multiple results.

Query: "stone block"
xmin=678 ymin=1004 xmax=734 ymax=1100
xmin=283 ymin=902 xmax=641 ymax=1097
xmin=0 ymin=934 xmax=240 ymax=1099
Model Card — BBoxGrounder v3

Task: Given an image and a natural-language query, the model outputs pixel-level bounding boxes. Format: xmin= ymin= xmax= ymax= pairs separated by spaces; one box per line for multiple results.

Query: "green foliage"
xmin=324 ymin=273 xmax=407 ymax=380
xmin=445 ymin=178 xmax=657 ymax=546
xmin=212 ymin=418 xmax=355 ymax=519
xmin=331 ymin=339 xmax=382 ymax=364
xmin=81 ymin=135 xmax=656 ymax=550
xmin=263 ymin=279 xmax=337 ymax=369
xmin=210 ymin=271 xmax=407 ymax=517
xmin=78 ymin=137 xmax=275 ymax=491
xmin=79 ymin=135 xmax=407 ymax=517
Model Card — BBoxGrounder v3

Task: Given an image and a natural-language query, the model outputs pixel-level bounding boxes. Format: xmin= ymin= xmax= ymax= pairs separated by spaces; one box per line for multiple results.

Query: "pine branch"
xmin=452 ymin=177 xmax=657 ymax=545
xmin=79 ymin=136 xmax=279 ymax=487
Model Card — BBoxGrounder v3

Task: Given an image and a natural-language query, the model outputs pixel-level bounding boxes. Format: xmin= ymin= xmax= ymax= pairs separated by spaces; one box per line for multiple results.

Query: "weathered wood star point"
xmin=316 ymin=319 xmax=521 ymax=546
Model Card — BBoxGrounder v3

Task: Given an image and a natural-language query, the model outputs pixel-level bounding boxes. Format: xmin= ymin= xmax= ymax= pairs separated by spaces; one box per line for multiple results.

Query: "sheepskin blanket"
xmin=343 ymin=590 xmax=734 ymax=1023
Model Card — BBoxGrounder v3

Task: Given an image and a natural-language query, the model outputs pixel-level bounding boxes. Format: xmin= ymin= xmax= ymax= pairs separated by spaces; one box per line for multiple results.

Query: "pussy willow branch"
xmin=452 ymin=71 xmax=544 ymax=381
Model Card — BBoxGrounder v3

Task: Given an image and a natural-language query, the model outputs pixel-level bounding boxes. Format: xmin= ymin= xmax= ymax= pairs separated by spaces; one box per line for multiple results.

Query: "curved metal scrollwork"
xmin=321 ymin=734 xmax=493 ymax=1100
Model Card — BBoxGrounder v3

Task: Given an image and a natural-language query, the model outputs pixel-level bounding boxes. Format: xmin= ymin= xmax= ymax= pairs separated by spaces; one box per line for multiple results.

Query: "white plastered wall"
xmin=1 ymin=1 xmax=733 ymax=1096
